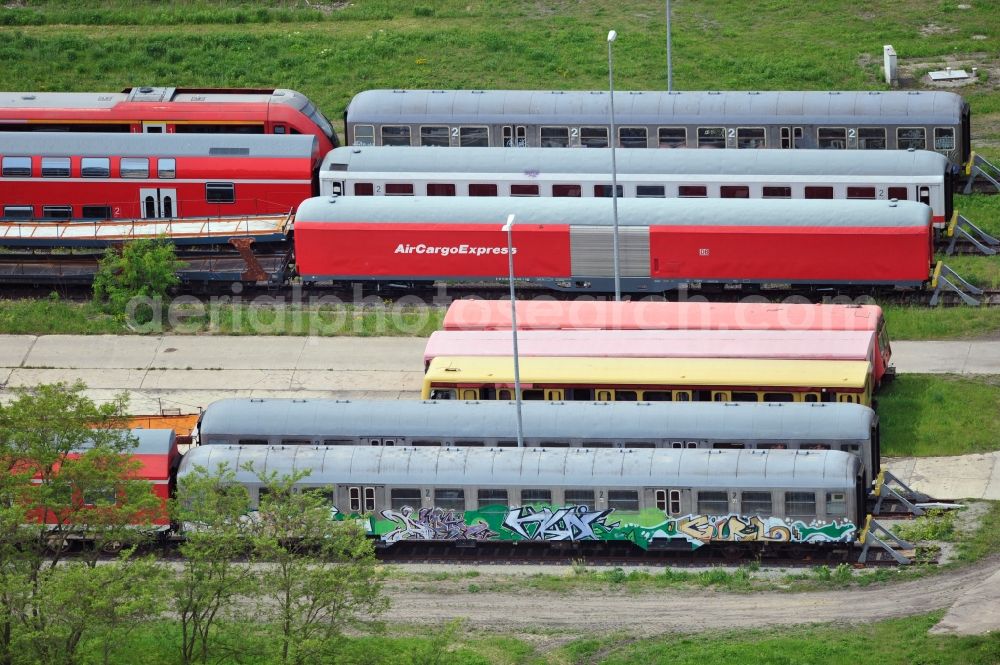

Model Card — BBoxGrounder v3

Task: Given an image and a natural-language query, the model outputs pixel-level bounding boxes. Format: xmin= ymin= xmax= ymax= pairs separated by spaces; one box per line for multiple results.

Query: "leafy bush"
xmin=92 ymin=238 xmax=183 ymax=325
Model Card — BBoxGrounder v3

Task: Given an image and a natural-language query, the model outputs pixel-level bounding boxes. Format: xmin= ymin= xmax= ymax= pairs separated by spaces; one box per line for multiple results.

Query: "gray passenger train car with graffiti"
xmin=177 ymin=444 xmax=866 ymax=551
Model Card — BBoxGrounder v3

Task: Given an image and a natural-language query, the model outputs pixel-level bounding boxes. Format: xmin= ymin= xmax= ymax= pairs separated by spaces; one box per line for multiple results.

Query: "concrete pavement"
xmin=2 ymin=335 xmax=999 ymax=414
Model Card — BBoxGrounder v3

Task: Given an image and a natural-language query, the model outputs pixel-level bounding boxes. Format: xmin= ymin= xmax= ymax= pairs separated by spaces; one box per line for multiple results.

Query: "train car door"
xmin=502 ymin=125 xmax=526 ymax=147
xmin=139 ymin=188 xmax=178 ymax=219
xmin=142 ymin=122 xmax=166 ymax=134
xmin=654 ymin=488 xmax=682 ymax=516
xmin=781 ymin=127 xmax=805 ymax=148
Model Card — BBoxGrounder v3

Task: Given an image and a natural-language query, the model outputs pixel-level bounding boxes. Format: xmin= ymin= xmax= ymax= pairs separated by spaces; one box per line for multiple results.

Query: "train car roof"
xmin=424 ymin=356 xmax=872 ymax=389
xmin=0 ymin=132 xmax=318 ymax=158
xmin=197 ymin=398 xmax=876 ymax=443
xmin=75 ymin=428 xmax=177 ymax=481
xmin=424 ymin=329 xmax=875 ymax=364
xmin=321 ymin=146 xmax=949 ymax=178
xmin=295 ymin=195 xmax=930 ymax=229
xmin=0 ymin=87 xmax=305 ymax=109
xmin=442 ymin=301 xmax=886 ymax=332
xmin=346 ymin=89 xmax=966 ymax=125
xmin=179 ymin=444 xmax=860 ymax=490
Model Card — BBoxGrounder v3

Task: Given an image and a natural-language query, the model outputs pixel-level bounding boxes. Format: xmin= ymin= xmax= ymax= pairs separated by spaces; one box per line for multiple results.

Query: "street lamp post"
xmin=607 ymin=29 xmax=622 ymax=302
xmin=501 ymin=213 xmax=525 ymax=448
xmin=666 ymin=0 xmax=673 ymax=91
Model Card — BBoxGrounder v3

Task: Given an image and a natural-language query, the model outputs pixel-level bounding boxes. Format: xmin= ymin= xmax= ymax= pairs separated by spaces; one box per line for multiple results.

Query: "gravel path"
xmin=381 ymin=556 xmax=1000 ymax=636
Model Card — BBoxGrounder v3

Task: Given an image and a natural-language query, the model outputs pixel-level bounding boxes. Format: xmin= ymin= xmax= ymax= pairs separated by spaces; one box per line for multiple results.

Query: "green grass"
xmin=882 ymin=305 xmax=1000 ymax=340
xmin=574 ymin=613 xmax=1000 ymax=665
xmin=878 ymin=374 xmax=1000 ymax=456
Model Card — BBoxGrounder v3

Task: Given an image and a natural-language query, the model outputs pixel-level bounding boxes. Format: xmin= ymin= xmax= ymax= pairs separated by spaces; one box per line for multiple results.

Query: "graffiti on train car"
xmin=360 ymin=505 xmax=858 ymax=549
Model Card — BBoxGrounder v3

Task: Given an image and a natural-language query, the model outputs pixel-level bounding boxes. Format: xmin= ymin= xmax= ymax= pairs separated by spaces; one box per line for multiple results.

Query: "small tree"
xmin=170 ymin=463 xmax=259 ymax=665
xmin=254 ymin=471 xmax=388 ymax=665
xmin=92 ymin=237 xmax=183 ymax=324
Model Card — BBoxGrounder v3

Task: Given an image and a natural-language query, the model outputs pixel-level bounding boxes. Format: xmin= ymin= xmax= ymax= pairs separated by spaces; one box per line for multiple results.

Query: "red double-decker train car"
xmin=0 ymin=133 xmax=318 ymax=221
xmin=0 ymin=86 xmax=338 ymax=154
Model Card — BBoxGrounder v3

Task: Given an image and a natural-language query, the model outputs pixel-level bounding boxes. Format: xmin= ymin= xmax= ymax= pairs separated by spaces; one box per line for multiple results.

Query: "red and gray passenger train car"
xmin=0 ymin=133 xmax=318 ymax=221
xmin=0 ymin=86 xmax=339 ymax=154
xmin=320 ymin=146 xmax=955 ymax=228
xmin=293 ymin=196 xmax=934 ymax=292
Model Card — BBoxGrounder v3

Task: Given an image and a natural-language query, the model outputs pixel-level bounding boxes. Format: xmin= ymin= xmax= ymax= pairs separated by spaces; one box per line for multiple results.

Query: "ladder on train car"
xmin=945 ymin=212 xmax=999 ymax=256
xmin=858 ymin=516 xmax=915 ymax=565
xmin=929 ymin=262 xmax=983 ymax=306
xmin=962 ymin=152 xmax=1000 ymax=194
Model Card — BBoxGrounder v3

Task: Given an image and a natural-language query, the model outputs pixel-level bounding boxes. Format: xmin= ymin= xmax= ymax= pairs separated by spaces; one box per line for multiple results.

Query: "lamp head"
xmin=607 ymin=30 xmax=617 ymax=43
xmin=501 ymin=213 xmax=515 ymax=232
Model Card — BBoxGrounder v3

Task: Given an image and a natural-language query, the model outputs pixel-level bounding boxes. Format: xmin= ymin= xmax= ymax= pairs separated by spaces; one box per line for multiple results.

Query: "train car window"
xmin=460 ymin=127 xmax=489 ymax=147
xmin=354 ymin=183 xmax=374 ymax=196
xmin=780 ymin=127 xmax=791 ymax=149
xmin=521 ymin=489 xmax=552 ymax=505
xmin=741 ymin=491 xmax=772 ymax=515
xmin=595 ymin=390 xmax=612 ymax=402
xmin=804 ymin=186 xmax=834 ymax=199
xmin=322 ymin=439 xmax=355 ymax=445
xmin=934 ymin=127 xmax=955 ymax=151
xmin=675 ymin=391 xmax=691 ymax=401
xmin=887 ymin=186 xmax=907 ymax=200
xmin=732 ymin=392 xmax=759 ymax=402
xmin=618 ymin=127 xmax=648 ymax=148
xmin=784 ymin=491 xmax=816 ymax=519
xmin=281 ymin=439 xmax=310 ymax=445
xmin=642 ymin=390 xmax=672 ymax=401
xmin=897 ymin=127 xmax=926 ymax=150
xmin=40 ymin=157 xmax=70 ymax=178
xmin=541 ymin=441 xmax=569 ymax=448
xmin=510 ymin=184 xmax=539 ymax=197
xmin=206 ymin=182 xmax=235 ymax=203
xmin=678 ymin=185 xmax=707 ymax=197
xmin=804 ymin=393 xmax=819 ymax=402
xmin=1 ymin=156 xmax=31 ymax=177
xmin=658 ymin=127 xmax=687 ymax=148
xmin=478 ymin=489 xmax=508 ymax=507
xmin=274 ymin=125 xmax=286 ymax=134
xmin=818 ymin=127 xmax=847 ymax=149
xmin=669 ymin=489 xmax=682 ymax=515
xmin=3 ymin=205 xmax=33 ymax=219
xmin=552 ymin=184 xmax=581 ymax=197
xmin=736 ymin=127 xmax=766 ymax=148
xmin=238 ymin=438 xmax=268 ymax=445
xmin=83 ymin=486 xmax=117 ymax=507
xmin=568 ymin=388 xmax=595 ymax=400
xmin=428 ymin=388 xmax=455 ymax=400
xmin=636 ymin=185 xmax=666 ymax=198
xmin=793 ymin=127 xmax=804 ymax=148
xmin=158 ymin=158 xmax=176 ymax=179
xmin=469 ymin=183 xmax=498 ymax=197
xmin=497 ymin=440 xmax=517 ymax=447
xmin=390 ymin=488 xmax=421 ymax=510
xmin=712 ymin=442 xmax=745 ymax=449
xmin=762 ymin=186 xmax=791 ymax=198
xmin=763 ymin=392 xmax=794 ymax=402
xmin=580 ymin=126 xmax=609 ymax=148
xmin=625 ymin=441 xmax=656 ymax=448
xmin=522 ymin=389 xmax=545 ymax=400
xmin=353 ymin=125 xmax=375 ymax=146
xmin=858 ymin=127 xmax=886 ymax=149
xmin=434 ymin=488 xmax=465 ymax=511
xmin=697 ymin=127 xmax=725 ymax=149
xmin=420 ymin=125 xmax=450 ymax=146
xmin=42 ymin=206 xmax=72 ymax=219
xmin=540 ymin=126 xmax=570 ymax=148
xmin=565 ymin=490 xmax=595 ymax=510
xmin=826 ymin=491 xmax=847 ymax=517
xmin=615 ymin=391 xmax=638 ymax=401
xmin=81 ymin=157 xmax=110 ymax=178
xmin=721 ymin=185 xmax=750 ymax=199
xmin=757 ymin=443 xmax=788 ymax=449
xmin=847 ymin=186 xmax=876 ymax=199
xmin=348 ymin=487 xmax=362 ymax=511
xmin=410 ymin=440 xmax=440 ymax=446
xmin=655 ymin=489 xmax=668 ymax=511
xmin=455 ymin=440 xmax=484 ymax=447
xmin=712 ymin=392 xmax=727 ymax=402
xmin=380 ymin=125 xmax=411 ymax=146
xmin=608 ymin=490 xmax=639 ymax=512
xmin=696 ymin=491 xmax=729 ymax=515
xmin=498 ymin=389 xmax=513 ymax=400
xmin=427 ymin=183 xmax=456 ymax=196
xmin=385 ymin=183 xmax=414 ymax=196
xmin=594 ymin=184 xmax=624 ymax=198
xmin=120 ymin=158 xmax=150 ymax=178
xmin=177 ymin=124 xmax=263 ymax=135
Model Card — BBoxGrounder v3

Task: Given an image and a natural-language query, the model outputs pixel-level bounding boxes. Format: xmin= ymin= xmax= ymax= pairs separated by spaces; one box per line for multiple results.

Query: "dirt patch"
xmin=893 ymin=52 xmax=999 ymax=91
xmin=302 ymin=1 xmax=351 ymax=14
xmin=919 ymin=23 xmax=958 ymax=36
xmin=381 ymin=556 xmax=1000 ymax=636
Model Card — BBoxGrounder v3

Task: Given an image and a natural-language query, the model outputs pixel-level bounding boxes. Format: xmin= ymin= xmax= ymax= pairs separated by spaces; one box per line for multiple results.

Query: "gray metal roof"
xmin=0 ymin=88 xmax=297 ymax=109
xmin=321 ymin=146 xmax=949 ymax=178
xmin=346 ymin=90 xmax=965 ymax=126
xmin=76 ymin=428 xmax=175 ymax=455
xmin=178 ymin=444 xmax=859 ymax=490
xmin=0 ymin=132 xmax=317 ymax=158
xmin=198 ymin=399 xmax=876 ymax=443
xmin=295 ymin=194 xmax=930 ymax=229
